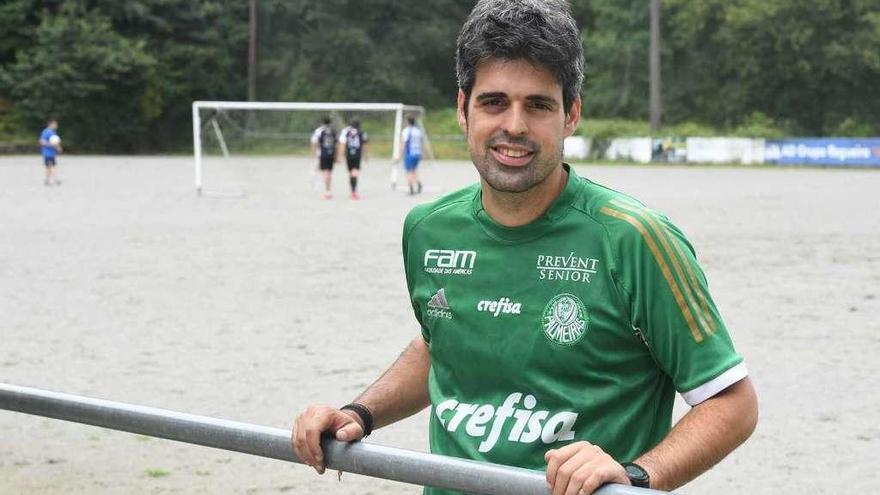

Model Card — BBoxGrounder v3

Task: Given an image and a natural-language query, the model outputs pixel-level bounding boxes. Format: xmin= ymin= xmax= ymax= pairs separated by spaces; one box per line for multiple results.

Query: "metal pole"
xmin=391 ymin=106 xmax=404 ymax=189
xmin=649 ymin=0 xmax=662 ymax=135
xmin=0 ymin=383 xmax=671 ymax=495
xmin=192 ymin=102 xmax=203 ymax=194
xmin=247 ymin=0 xmax=257 ymax=102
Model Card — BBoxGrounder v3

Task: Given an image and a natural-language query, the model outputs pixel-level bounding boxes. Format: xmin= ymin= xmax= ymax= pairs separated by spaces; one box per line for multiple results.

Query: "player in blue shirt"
xmin=38 ymin=119 xmax=62 ymax=186
xmin=400 ymin=117 xmax=425 ymax=195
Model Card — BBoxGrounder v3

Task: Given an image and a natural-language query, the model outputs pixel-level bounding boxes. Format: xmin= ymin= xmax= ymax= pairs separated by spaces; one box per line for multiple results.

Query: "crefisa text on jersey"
xmin=476 ymin=297 xmax=522 ymax=317
xmin=536 ymin=252 xmax=600 ymax=283
xmin=434 ymin=392 xmax=577 ymax=453
xmin=424 ymin=249 xmax=477 ymax=275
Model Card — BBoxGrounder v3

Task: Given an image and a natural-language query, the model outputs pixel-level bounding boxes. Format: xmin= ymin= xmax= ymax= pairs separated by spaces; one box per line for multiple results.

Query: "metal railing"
xmin=0 ymin=383 xmax=671 ymax=495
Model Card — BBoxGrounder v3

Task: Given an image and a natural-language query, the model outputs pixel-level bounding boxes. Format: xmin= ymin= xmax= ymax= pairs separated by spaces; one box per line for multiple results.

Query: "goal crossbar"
xmin=191 ymin=100 xmax=425 ymax=195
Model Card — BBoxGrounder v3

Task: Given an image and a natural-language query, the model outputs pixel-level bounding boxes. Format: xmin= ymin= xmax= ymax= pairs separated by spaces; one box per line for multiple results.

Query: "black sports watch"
xmin=622 ymin=462 xmax=651 ymax=489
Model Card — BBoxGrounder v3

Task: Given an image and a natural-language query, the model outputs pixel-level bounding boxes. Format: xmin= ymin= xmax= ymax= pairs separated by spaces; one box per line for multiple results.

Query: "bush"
xmin=730 ymin=112 xmax=788 ymax=138
xmin=830 ymin=118 xmax=876 ymax=137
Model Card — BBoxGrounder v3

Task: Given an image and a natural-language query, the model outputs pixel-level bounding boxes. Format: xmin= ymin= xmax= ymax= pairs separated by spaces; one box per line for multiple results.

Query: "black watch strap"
xmin=622 ymin=462 xmax=651 ymax=489
xmin=340 ymin=403 xmax=374 ymax=437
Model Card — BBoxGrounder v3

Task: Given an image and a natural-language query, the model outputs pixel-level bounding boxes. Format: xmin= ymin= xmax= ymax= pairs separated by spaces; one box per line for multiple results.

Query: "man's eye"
xmin=482 ymin=98 xmax=506 ymax=107
xmin=529 ymin=102 xmax=552 ymax=111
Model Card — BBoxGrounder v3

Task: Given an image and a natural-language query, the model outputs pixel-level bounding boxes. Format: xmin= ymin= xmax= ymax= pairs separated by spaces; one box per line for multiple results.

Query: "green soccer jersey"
xmin=402 ymin=165 xmax=746 ymax=495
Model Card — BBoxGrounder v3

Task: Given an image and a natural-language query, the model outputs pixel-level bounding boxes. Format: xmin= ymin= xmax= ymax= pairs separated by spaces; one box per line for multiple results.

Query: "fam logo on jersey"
xmin=434 ymin=392 xmax=577 ymax=453
xmin=536 ymin=252 xmax=600 ymax=283
xmin=424 ymin=249 xmax=477 ymax=275
xmin=426 ymin=288 xmax=453 ymax=320
xmin=542 ymin=293 xmax=588 ymax=345
xmin=476 ymin=297 xmax=522 ymax=317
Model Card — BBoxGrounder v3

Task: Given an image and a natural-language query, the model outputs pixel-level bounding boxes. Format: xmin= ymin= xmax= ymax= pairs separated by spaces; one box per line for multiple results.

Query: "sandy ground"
xmin=0 ymin=154 xmax=878 ymax=495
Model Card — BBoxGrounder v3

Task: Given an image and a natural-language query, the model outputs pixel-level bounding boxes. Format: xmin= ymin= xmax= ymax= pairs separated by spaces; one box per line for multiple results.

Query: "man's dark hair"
xmin=322 ymin=116 xmax=331 ymax=125
xmin=350 ymin=118 xmax=360 ymax=129
xmin=407 ymin=116 xmax=416 ymax=126
xmin=456 ymin=0 xmax=584 ymax=115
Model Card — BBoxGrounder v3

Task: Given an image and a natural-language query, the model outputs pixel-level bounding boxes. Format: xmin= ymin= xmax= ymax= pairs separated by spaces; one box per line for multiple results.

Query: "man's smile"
xmin=489 ymin=141 xmax=537 ymax=167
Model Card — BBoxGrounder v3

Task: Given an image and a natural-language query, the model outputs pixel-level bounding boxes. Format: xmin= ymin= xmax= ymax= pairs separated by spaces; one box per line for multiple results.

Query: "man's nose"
xmin=501 ymin=105 xmax=528 ymax=136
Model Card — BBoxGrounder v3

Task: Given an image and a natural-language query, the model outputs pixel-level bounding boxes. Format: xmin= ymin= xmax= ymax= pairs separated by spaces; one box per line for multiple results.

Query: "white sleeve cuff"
xmin=680 ymin=362 xmax=749 ymax=406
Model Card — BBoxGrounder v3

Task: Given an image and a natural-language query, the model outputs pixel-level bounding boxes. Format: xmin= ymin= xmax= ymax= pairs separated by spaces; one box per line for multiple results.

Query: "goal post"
xmin=191 ymin=100 xmax=427 ymax=195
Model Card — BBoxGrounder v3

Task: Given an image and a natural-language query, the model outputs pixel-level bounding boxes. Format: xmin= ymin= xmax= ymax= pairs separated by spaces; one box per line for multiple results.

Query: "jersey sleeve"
xmin=338 ymin=127 xmax=349 ymax=144
xmin=310 ymin=127 xmax=321 ymax=144
xmin=402 ymin=207 xmax=430 ymax=343
xmin=600 ymin=199 xmax=746 ymax=405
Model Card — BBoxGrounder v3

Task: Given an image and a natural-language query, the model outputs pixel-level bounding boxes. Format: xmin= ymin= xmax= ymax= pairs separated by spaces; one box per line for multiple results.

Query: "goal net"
xmin=191 ymin=101 xmax=431 ymax=196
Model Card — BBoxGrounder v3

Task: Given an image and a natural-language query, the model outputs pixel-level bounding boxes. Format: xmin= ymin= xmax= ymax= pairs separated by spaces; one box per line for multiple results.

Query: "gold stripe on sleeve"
xmin=609 ymin=199 xmax=716 ymax=336
xmin=600 ymin=206 xmax=704 ymax=343
xmin=666 ymin=232 xmax=717 ymax=334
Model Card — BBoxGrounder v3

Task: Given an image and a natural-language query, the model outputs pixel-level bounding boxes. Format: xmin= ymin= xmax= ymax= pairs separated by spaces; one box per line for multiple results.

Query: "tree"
xmin=665 ymin=0 xmax=880 ymax=135
xmin=576 ymin=0 xmax=652 ymax=120
xmin=0 ymin=3 xmax=158 ymax=151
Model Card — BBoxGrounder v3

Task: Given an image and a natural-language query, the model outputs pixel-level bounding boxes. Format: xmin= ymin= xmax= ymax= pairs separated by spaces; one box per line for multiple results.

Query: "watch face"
xmin=625 ymin=464 xmax=643 ymax=477
xmin=624 ymin=463 xmax=650 ymax=487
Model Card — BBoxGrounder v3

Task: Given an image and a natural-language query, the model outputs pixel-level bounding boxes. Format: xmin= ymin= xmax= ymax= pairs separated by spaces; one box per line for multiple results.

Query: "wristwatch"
xmin=622 ymin=462 xmax=650 ymax=489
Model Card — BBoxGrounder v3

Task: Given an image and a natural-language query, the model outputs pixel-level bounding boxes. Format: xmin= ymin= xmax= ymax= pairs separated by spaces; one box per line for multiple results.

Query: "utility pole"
xmin=649 ymin=0 xmax=662 ymax=134
xmin=248 ymin=0 xmax=257 ymax=101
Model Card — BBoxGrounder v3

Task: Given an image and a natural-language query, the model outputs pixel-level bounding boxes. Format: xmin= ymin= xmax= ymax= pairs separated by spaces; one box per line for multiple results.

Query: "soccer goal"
xmin=191 ymin=101 xmax=430 ymax=196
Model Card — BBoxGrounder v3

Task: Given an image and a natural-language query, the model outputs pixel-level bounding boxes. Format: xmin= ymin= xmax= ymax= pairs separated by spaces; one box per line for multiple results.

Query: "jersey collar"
xmin=471 ymin=163 xmax=581 ymax=243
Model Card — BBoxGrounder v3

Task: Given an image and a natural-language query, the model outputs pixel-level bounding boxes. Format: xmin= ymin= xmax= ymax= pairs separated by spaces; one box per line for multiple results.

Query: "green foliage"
xmin=830 ymin=117 xmax=876 ymax=137
xmin=424 ymin=107 xmax=462 ymax=136
xmin=664 ymin=0 xmax=880 ymax=135
xmin=578 ymin=119 xmax=649 ymax=140
xmin=144 ymin=468 xmax=171 ymax=478
xmin=578 ymin=0 xmax=651 ymax=119
xmin=665 ymin=121 xmax=717 ymax=138
xmin=0 ymin=3 xmax=157 ymax=151
xmin=0 ymin=0 xmax=877 ymax=152
xmin=729 ymin=112 xmax=788 ymax=138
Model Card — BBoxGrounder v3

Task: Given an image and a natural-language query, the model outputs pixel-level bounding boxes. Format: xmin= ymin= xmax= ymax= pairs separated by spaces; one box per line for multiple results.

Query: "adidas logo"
xmin=426 ymin=288 xmax=453 ymax=319
xmin=428 ymin=288 xmax=450 ymax=309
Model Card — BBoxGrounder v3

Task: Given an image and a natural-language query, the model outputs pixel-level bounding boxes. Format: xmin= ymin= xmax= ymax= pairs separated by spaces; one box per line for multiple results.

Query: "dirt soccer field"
xmin=1 ymin=155 xmax=878 ymax=495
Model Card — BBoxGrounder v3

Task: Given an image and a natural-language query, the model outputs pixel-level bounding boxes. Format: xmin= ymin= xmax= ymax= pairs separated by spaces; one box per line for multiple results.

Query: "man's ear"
xmin=563 ymin=96 xmax=582 ymax=138
xmin=457 ymin=89 xmax=468 ymax=134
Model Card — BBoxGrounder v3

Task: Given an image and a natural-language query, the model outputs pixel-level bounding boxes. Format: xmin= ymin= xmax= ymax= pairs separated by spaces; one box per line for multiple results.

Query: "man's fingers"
xmin=292 ymin=406 xmax=365 ymax=475
xmin=293 ymin=406 xmax=338 ymax=469
xmin=552 ymin=449 xmax=594 ymax=495
xmin=545 ymin=442 xmax=589 ymax=486
xmin=304 ymin=417 xmax=326 ymax=467
xmin=567 ymin=453 xmax=630 ymax=495
xmin=292 ymin=417 xmax=313 ymax=465
xmin=335 ymin=421 xmax=364 ymax=442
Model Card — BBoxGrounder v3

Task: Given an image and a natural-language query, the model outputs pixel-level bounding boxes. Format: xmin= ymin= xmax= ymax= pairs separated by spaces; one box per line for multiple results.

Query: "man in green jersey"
xmin=293 ymin=1 xmax=758 ymax=493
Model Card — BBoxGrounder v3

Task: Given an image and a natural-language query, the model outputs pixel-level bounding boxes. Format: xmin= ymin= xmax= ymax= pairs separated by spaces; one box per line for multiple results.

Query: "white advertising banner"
xmin=605 ymin=138 xmax=652 ymax=163
xmin=686 ymin=138 xmax=765 ymax=164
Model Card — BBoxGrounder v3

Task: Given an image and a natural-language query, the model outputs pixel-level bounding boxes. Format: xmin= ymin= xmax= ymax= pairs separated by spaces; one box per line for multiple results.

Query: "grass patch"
xmin=145 ymin=468 xmax=172 ymax=478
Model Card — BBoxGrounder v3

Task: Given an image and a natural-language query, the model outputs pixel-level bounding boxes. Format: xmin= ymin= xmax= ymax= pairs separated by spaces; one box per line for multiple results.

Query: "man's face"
xmin=49 ymin=121 xmax=58 ymax=130
xmin=458 ymin=59 xmax=580 ymax=193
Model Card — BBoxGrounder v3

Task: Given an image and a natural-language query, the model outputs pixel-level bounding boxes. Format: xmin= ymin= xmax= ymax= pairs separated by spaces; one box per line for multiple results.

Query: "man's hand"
xmin=292 ymin=405 xmax=365 ymax=474
xmin=545 ymin=441 xmax=630 ymax=495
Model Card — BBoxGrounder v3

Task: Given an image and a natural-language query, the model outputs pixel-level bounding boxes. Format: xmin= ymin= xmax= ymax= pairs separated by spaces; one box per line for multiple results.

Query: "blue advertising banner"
xmin=764 ymin=138 xmax=880 ymax=167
